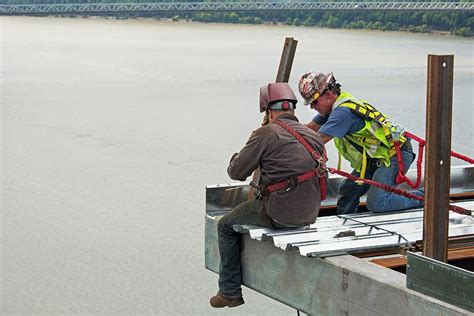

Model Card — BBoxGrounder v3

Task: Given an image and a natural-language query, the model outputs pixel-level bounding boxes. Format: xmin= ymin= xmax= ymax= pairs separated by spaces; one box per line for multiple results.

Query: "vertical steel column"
xmin=276 ymin=37 xmax=298 ymax=83
xmin=423 ymin=55 xmax=454 ymax=262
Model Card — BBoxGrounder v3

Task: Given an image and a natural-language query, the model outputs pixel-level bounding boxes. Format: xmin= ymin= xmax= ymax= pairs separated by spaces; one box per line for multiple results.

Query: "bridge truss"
xmin=1 ymin=2 xmax=473 ymax=15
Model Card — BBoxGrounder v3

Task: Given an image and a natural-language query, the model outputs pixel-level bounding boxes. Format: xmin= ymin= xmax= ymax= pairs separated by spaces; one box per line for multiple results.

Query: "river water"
xmin=1 ymin=16 xmax=472 ymax=315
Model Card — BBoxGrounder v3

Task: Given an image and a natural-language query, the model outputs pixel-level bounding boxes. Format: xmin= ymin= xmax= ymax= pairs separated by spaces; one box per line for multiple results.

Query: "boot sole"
xmin=210 ymin=298 xmax=245 ymax=308
xmin=228 ymin=299 xmax=245 ymax=308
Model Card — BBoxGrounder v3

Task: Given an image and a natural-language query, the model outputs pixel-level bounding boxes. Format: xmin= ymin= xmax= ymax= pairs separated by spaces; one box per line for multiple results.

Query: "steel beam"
xmin=423 ymin=55 xmax=454 ymax=262
xmin=276 ymin=37 xmax=298 ymax=83
xmin=406 ymin=252 xmax=474 ymax=312
xmin=205 ymin=215 xmax=470 ymax=315
xmin=206 ymin=165 xmax=474 ymax=215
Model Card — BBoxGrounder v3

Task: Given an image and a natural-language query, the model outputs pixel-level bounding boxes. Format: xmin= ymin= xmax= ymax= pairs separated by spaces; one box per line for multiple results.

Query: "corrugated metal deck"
xmin=205 ymin=165 xmax=474 ymax=315
xmin=230 ymin=201 xmax=474 ymax=258
xmin=204 ymin=210 xmax=473 ymax=315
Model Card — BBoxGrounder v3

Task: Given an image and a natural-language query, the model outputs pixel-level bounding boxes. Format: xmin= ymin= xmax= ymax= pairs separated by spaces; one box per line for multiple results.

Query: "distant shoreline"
xmin=11 ymin=14 xmax=471 ymax=37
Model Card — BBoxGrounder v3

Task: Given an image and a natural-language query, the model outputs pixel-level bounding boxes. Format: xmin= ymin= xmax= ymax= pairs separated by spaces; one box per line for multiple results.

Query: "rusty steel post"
xmin=276 ymin=37 xmax=298 ymax=83
xmin=422 ymin=54 xmax=454 ymax=262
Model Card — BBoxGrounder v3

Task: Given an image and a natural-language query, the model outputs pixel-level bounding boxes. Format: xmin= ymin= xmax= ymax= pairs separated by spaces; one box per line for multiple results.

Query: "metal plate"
xmin=206 ymin=165 xmax=474 ymax=214
xmin=234 ymin=204 xmax=474 ymax=257
xmin=407 ymin=252 xmax=474 ymax=312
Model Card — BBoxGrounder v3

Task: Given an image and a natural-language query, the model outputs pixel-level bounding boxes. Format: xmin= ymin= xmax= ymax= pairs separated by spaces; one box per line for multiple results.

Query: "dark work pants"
xmin=337 ymin=149 xmax=424 ymax=214
xmin=217 ymin=199 xmax=284 ymax=297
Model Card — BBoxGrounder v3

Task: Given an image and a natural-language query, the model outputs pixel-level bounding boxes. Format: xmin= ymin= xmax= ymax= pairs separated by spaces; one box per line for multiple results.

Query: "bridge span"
xmin=1 ymin=1 xmax=473 ymax=15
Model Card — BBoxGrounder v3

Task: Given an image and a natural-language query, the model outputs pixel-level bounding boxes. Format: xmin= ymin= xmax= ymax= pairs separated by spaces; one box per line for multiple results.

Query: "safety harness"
xmin=263 ymin=119 xmax=328 ymax=201
xmin=336 ymin=96 xmax=411 ymax=184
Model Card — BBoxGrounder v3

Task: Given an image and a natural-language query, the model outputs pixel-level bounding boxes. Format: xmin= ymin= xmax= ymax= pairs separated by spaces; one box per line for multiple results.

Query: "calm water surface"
xmin=1 ymin=16 xmax=473 ymax=315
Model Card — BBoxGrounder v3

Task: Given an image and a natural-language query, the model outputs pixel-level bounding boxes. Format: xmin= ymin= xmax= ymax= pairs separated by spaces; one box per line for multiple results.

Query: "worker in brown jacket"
xmin=210 ymin=82 xmax=326 ymax=309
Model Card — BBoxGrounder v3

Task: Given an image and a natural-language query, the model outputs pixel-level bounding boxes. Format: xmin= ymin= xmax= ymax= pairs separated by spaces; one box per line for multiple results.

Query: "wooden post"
xmin=422 ymin=54 xmax=454 ymax=262
xmin=248 ymin=37 xmax=298 ymax=199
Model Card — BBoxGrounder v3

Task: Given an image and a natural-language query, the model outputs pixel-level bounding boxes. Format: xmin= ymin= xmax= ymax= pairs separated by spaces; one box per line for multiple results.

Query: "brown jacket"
xmin=228 ymin=113 xmax=325 ymax=226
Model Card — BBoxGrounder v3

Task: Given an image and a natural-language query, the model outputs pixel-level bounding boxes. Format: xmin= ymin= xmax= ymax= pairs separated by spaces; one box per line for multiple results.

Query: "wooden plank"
xmin=370 ymin=248 xmax=474 ymax=269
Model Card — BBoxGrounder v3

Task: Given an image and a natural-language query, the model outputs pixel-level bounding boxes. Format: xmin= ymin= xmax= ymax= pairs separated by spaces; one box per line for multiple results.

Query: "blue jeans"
xmin=337 ymin=150 xmax=424 ymax=214
xmin=217 ymin=199 xmax=287 ymax=297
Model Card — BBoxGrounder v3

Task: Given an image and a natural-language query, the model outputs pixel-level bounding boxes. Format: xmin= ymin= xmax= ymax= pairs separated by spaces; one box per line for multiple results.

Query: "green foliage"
xmin=453 ymin=27 xmax=471 ymax=37
xmin=4 ymin=0 xmax=472 ymax=36
xmin=253 ymin=16 xmax=262 ymax=24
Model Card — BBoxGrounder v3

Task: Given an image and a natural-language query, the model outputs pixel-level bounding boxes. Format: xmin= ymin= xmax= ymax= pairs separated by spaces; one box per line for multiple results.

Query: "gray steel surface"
xmin=1 ymin=2 xmax=473 ymax=15
xmin=407 ymin=252 xmax=474 ymax=312
xmin=230 ymin=203 xmax=474 ymax=257
xmin=206 ymin=165 xmax=474 ymax=214
xmin=204 ymin=165 xmax=473 ymax=314
xmin=205 ymin=215 xmax=471 ymax=315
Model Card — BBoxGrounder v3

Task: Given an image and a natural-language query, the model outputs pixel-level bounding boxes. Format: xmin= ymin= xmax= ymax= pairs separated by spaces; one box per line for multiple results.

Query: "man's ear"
xmin=269 ymin=111 xmax=274 ymax=120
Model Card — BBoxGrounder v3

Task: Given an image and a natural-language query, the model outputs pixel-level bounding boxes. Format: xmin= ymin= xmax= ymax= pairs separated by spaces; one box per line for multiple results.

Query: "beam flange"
xmin=205 ymin=215 xmax=470 ymax=315
xmin=407 ymin=252 xmax=474 ymax=312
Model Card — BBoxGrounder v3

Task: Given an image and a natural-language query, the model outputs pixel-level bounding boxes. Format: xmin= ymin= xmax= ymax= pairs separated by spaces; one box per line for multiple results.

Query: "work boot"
xmin=209 ymin=292 xmax=245 ymax=308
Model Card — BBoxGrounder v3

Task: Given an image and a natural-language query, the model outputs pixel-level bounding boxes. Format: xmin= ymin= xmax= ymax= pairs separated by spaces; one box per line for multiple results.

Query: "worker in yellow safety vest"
xmin=298 ymin=71 xmax=423 ymax=214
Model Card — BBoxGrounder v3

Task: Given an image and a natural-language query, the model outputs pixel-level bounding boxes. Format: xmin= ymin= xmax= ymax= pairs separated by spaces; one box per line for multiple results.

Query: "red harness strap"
xmin=329 ymin=167 xmax=472 ymax=216
xmin=270 ymin=119 xmax=328 ymax=200
xmin=451 ymin=151 xmax=474 ymax=164
xmin=394 ymin=139 xmax=425 ymax=189
xmin=394 ymin=131 xmax=474 ymax=189
xmin=266 ymin=170 xmax=319 ymax=193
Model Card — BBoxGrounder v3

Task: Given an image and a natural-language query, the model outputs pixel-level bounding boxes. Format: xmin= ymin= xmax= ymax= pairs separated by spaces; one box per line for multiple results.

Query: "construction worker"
xmin=210 ymin=82 xmax=325 ymax=308
xmin=298 ymin=71 xmax=423 ymax=214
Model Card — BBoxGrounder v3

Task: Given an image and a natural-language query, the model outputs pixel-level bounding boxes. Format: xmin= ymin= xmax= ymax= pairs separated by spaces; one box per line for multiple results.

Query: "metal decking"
xmin=229 ymin=201 xmax=474 ymax=258
xmin=205 ymin=165 xmax=473 ymax=314
xmin=205 ymin=210 xmax=473 ymax=315
xmin=206 ymin=166 xmax=474 ymax=258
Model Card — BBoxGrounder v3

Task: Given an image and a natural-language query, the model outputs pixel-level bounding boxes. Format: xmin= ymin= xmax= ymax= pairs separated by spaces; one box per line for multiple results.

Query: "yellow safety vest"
xmin=332 ymin=91 xmax=406 ymax=179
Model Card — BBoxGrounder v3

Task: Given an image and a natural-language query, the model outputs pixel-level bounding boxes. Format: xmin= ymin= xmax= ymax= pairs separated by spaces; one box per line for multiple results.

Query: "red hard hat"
xmin=298 ymin=72 xmax=335 ymax=105
xmin=259 ymin=83 xmax=297 ymax=113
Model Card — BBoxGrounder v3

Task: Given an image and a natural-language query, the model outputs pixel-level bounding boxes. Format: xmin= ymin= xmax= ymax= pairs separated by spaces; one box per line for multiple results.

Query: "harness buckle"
xmin=388 ymin=123 xmax=405 ymax=141
xmin=315 ymin=155 xmax=328 ymax=177
xmin=250 ymin=181 xmax=264 ymax=199
xmin=315 ymin=165 xmax=327 ymax=178
xmin=285 ymin=176 xmax=298 ymax=192
xmin=311 ymin=152 xmax=328 ymax=170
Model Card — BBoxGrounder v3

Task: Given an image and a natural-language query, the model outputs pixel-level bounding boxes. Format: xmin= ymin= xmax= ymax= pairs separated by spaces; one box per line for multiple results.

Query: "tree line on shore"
xmin=5 ymin=0 xmax=473 ymax=36
xmin=190 ymin=11 xmax=472 ymax=36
